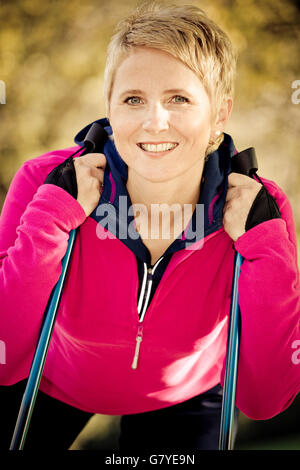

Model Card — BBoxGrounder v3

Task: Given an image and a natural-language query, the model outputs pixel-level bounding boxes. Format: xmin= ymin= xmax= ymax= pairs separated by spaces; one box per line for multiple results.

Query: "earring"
xmin=209 ymin=130 xmax=222 ymax=146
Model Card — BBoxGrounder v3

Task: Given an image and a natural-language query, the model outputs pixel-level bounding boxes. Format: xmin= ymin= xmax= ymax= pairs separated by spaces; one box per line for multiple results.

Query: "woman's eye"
xmin=172 ymin=95 xmax=189 ymax=103
xmin=124 ymin=96 xmax=142 ymax=105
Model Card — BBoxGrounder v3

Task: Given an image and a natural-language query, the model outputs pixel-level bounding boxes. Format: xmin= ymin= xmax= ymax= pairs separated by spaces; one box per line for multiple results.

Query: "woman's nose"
xmin=142 ymin=104 xmax=169 ymax=133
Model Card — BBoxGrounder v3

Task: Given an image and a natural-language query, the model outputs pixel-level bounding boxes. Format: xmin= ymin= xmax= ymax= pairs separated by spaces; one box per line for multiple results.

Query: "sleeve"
xmin=0 ymin=160 xmax=86 ymax=385
xmin=221 ymin=178 xmax=300 ymax=420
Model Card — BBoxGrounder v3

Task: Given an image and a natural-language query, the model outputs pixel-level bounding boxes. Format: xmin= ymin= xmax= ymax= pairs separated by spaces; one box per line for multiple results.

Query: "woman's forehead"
xmin=112 ymin=48 xmax=205 ymax=95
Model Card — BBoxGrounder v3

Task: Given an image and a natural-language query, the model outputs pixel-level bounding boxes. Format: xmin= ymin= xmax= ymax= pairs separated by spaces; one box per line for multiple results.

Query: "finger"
xmin=91 ymin=166 xmax=104 ymax=180
xmin=74 ymin=160 xmax=104 ymax=180
xmin=225 ymin=186 xmax=241 ymax=202
xmin=228 ymin=172 xmax=252 ymax=187
xmin=81 ymin=165 xmax=104 ymax=182
xmin=77 ymin=153 xmax=107 ymax=169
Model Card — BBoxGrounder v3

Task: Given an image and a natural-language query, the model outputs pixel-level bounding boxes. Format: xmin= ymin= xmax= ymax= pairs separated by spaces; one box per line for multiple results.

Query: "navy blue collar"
xmin=74 ymin=118 xmax=236 ymax=265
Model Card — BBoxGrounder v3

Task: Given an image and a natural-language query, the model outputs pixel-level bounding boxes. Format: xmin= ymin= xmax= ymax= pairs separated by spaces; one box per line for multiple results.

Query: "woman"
xmin=0 ymin=2 xmax=299 ymax=451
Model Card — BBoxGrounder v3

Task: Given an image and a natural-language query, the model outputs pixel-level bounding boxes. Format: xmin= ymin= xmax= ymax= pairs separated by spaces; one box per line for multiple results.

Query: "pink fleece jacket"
xmin=0 ymin=146 xmax=299 ymax=419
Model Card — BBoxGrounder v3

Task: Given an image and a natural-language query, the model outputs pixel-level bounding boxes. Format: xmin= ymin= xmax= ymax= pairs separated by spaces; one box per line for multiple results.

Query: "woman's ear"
xmin=213 ymin=97 xmax=233 ymax=133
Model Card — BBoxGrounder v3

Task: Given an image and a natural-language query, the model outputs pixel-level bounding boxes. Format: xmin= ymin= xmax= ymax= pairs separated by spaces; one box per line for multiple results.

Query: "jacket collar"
xmin=74 ymin=118 xmax=237 ymax=264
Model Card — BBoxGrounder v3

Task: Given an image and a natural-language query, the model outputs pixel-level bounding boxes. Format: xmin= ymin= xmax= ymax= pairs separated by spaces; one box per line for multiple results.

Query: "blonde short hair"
xmin=103 ymin=1 xmax=237 ymax=153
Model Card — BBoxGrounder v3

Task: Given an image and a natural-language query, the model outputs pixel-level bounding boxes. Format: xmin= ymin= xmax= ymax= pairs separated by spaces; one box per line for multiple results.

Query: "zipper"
xmin=131 ymin=258 xmax=163 ymax=370
xmin=131 ymin=323 xmax=144 ymax=370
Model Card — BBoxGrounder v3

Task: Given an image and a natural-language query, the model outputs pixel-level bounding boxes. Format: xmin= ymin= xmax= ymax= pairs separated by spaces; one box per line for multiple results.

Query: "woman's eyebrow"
xmin=163 ymin=88 xmax=192 ymax=95
xmin=119 ymin=89 xmax=143 ymax=97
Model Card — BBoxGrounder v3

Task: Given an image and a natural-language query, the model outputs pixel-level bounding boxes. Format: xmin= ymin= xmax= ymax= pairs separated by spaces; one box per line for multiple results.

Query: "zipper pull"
xmin=148 ymin=267 xmax=154 ymax=282
xmin=131 ymin=325 xmax=143 ymax=370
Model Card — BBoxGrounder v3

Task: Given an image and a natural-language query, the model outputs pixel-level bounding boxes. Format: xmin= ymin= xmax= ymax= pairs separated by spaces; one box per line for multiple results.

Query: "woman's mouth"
xmin=137 ymin=142 xmax=178 ymax=155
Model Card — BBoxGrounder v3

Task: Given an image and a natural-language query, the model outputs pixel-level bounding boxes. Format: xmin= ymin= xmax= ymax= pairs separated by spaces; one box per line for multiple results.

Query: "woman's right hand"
xmin=73 ymin=153 xmax=107 ymax=217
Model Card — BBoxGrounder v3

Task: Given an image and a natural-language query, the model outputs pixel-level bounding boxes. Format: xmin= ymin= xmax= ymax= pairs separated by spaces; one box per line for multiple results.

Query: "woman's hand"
xmin=74 ymin=153 xmax=106 ymax=217
xmin=223 ymin=173 xmax=262 ymax=242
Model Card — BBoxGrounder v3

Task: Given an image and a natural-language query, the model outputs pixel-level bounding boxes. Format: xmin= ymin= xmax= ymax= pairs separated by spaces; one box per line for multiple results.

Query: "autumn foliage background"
xmin=0 ymin=0 xmax=300 ymax=450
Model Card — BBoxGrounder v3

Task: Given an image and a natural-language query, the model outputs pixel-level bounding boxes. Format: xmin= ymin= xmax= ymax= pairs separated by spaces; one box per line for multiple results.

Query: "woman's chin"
xmin=133 ymin=170 xmax=178 ymax=184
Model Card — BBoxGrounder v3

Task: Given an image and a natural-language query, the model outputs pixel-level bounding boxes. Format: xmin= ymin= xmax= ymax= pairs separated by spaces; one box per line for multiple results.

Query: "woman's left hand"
xmin=223 ymin=173 xmax=262 ymax=242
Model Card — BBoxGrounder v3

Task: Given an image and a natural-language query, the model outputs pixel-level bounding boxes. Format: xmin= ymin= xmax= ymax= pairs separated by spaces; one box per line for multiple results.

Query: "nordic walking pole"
xmin=9 ymin=123 xmax=107 ymax=450
xmin=219 ymin=148 xmax=258 ymax=450
xmin=10 ymin=228 xmax=77 ymax=450
xmin=219 ymin=250 xmax=243 ymax=450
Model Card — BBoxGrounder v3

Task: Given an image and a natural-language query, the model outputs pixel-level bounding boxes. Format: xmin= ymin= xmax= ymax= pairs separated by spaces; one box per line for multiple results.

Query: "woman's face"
xmin=109 ymin=47 xmax=217 ymax=183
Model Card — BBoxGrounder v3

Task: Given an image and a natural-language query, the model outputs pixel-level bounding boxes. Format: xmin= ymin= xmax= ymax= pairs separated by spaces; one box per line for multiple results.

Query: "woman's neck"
xmin=127 ymin=173 xmax=202 ymax=209
xmin=126 ymin=160 xmax=205 ymax=239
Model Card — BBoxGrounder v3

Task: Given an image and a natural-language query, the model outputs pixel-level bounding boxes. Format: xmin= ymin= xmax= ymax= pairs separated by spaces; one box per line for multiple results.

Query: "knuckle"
xmin=87 ymin=166 xmax=96 ymax=177
xmin=229 ymin=197 xmax=238 ymax=208
xmin=223 ymin=210 xmax=231 ymax=223
xmin=75 ymin=157 xmax=84 ymax=166
xmin=239 ymin=189 xmax=247 ymax=200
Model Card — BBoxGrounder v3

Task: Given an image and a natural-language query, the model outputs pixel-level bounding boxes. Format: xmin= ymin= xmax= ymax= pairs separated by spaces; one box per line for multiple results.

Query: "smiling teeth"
xmin=139 ymin=143 xmax=178 ymax=152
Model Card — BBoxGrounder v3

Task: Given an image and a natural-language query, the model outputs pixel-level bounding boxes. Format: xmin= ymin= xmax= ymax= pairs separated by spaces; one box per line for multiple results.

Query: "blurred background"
xmin=0 ymin=0 xmax=300 ymax=450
